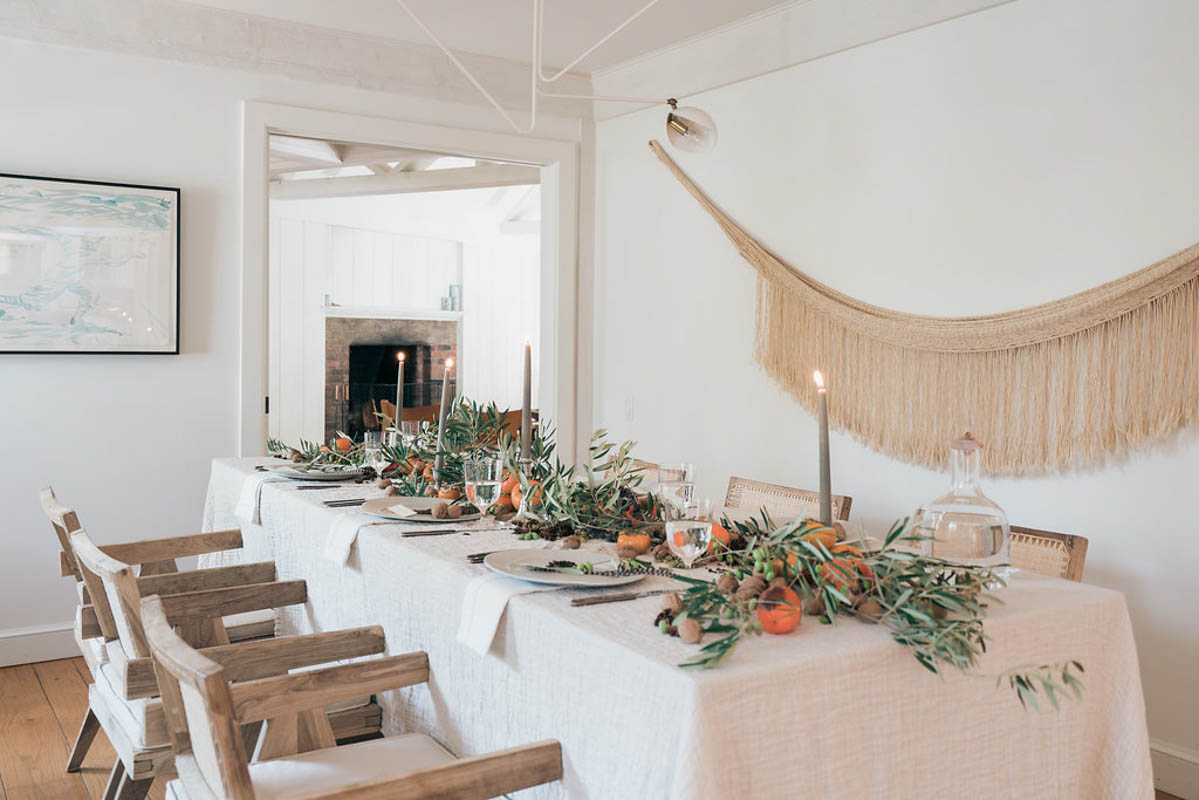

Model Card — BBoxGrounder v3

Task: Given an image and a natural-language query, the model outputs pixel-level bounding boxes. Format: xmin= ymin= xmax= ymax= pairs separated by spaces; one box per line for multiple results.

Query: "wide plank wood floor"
xmin=0 ymin=657 xmax=1185 ymax=799
xmin=0 ymin=658 xmax=165 ymax=800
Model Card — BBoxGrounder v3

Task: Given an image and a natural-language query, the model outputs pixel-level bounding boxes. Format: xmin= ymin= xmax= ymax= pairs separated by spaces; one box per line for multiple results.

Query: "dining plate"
xmin=483 ymin=549 xmax=647 ymax=587
xmin=269 ymin=465 xmax=364 ymax=481
xmin=360 ymin=496 xmax=483 ymax=523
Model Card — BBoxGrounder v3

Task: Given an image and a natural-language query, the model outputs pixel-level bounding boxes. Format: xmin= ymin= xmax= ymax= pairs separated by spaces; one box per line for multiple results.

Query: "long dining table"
xmin=202 ymin=457 xmax=1154 ymax=799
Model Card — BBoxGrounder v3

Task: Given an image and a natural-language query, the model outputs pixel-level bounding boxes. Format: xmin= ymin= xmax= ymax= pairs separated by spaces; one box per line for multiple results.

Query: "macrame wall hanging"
xmin=649 ymin=139 xmax=1199 ymax=475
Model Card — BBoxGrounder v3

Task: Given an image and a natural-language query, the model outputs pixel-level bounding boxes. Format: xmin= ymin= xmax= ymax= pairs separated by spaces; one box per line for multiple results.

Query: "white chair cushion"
xmin=92 ymin=658 xmax=170 ymax=749
xmin=164 ymin=734 xmax=455 ymax=800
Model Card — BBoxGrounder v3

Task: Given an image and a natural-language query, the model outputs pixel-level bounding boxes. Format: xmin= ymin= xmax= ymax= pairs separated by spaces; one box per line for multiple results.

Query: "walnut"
xmin=677 ymin=617 xmax=703 ymax=644
xmin=376 ymin=478 xmax=392 ymax=489
xmin=562 ymin=535 xmax=581 ymax=550
xmin=660 ymin=592 xmax=684 ymax=614
xmin=806 ymin=592 xmax=826 ymax=616
xmin=769 ymin=576 xmax=789 ymax=590
xmin=715 ymin=573 xmax=738 ymax=594
xmin=431 ymin=501 xmax=449 ymax=519
xmin=384 ymin=485 xmax=400 ymax=496
xmin=447 ymin=504 xmax=463 ymax=519
xmin=738 ymin=576 xmax=766 ymax=597
xmin=855 ymin=599 xmax=884 ymax=623
xmin=617 ymin=544 xmax=639 ymax=560
xmin=831 ymin=521 xmax=847 ymax=542
xmin=289 ymin=449 xmax=303 ymax=462
xmin=652 ymin=543 xmax=672 ymax=561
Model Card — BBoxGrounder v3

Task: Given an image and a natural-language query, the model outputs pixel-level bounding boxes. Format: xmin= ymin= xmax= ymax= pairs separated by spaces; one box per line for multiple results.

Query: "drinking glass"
xmin=665 ymin=497 xmax=714 ymax=568
xmin=464 ymin=456 xmax=505 ymax=511
xmin=363 ymin=431 xmax=390 ymax=475
xmin=657 ymin=463 xmax=694 ymax=515
xmin=401 ymin=420 xmax=421 ymax=442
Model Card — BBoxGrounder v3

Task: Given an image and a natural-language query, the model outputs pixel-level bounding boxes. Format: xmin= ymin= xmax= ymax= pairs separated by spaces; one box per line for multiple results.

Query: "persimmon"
xmin=319 ymin=445 xmax=330 ymax=453
xmin=822 ymin=544 xmax=874 ymax=591
xmin=511 ymin=480 xmax=542 ymax=510
xmin=422 ymin=464 xmax=435 ymax=480
xmin=335 ymin=437 xmax=353 ymax=453
xmin=617 ymin=531 xmax=651 ymax=555
xmin=437 ymin=487 xmax=461 ymax=501
xmin=802 ymin=528 xmax=837 ymax=551
xmin=500 ymin=474 xmax=520 ymax=495
xmin=707 ymin=522 xmax=732 ymax=554
xmin=492 ymin=493 xmax=515 ymax=512
xmin=757 ymin=586 xmax=802 ymax=634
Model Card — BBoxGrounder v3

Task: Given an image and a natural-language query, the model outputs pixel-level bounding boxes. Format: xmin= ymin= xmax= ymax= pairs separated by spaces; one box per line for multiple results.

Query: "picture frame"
xmin=0 ymin=173 xmax=180 ymax=354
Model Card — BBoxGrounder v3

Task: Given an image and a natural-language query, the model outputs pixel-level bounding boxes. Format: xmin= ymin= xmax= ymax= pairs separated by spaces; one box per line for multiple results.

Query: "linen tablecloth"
xmin=202 ymin=457 xmax=1154 ymax=799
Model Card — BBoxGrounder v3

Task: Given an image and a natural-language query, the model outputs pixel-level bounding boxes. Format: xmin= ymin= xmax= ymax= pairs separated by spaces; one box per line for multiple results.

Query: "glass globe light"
xmin=665 ymin=100 xmax=718 ymax=153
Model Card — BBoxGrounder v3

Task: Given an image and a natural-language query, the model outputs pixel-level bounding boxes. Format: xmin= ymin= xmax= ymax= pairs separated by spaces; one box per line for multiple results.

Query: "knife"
xmin=571 ymin=588 xmax=675 ymax=607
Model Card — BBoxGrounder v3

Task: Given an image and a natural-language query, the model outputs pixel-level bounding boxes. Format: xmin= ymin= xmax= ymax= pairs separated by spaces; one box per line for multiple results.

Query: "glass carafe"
xmin=913 ymin=432 xmax=1010 ymax=583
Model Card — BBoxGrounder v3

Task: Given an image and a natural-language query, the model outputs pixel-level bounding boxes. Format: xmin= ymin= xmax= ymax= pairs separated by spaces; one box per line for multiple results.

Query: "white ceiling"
xmin=180 ymin=0 xmax=794 ymax=73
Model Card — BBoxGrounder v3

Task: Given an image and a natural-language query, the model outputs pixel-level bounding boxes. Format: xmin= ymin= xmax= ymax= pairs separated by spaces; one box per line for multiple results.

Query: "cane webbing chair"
xmin=724 ymin=476 xmax=852 ymax=523
xmin=1010 ymin=526 xmax=1088 ymax=581
xmin=141 ymin=594 xmax=564 ymax=800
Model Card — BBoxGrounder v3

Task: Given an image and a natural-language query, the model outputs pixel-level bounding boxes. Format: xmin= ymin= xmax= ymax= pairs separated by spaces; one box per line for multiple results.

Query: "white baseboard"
xmin=0 ymin=621 xmax=77 ymax=668
xmin=1154 ymin=740 xmax=1199 ymax=799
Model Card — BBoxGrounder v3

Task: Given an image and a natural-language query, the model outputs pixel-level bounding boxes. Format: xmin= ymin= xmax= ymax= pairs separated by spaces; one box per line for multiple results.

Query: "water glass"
xmin=658 ymin=462 xmax=694 ymax=515
xmin=665 ymin=497 xmax=714 ymax=568
xmin=363 ymin=431 xmax=389 ymax=474
xmin=464 ymin=456 xmax=505 ymax=510
xmin=401 ymin=420 xmax=421 ymax=442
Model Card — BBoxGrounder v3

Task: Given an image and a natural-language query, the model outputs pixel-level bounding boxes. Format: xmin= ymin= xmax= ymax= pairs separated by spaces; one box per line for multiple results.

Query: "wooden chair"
xmin=1010 ymin=526 xmax=1088 ymax=581
xmin=141 ymin=593 xmax=564 ymax=800
xmin=724 ymin=476 xmax=853 ymax=523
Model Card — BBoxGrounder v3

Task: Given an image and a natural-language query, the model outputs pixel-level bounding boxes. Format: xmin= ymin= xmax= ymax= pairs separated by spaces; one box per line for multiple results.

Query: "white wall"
xmin=592 ymin=0 xmax=1199 ymax=780
xmin=0 ymin=37 xmax=571 ymax=664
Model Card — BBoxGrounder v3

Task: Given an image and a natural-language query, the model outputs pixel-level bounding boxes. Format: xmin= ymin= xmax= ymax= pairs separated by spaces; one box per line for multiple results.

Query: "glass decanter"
xmin=913 ymin=432 xmax=1010 ymax=583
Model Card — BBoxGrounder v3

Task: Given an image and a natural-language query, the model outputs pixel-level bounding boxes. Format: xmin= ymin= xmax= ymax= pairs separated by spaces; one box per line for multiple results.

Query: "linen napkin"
xmin=456 ymin=573 xmax=557 ymax=656
xmin=324 ymin=513 xmax=389 ymax=565
xmin=234 ymin=473 xmax=285 ymax=524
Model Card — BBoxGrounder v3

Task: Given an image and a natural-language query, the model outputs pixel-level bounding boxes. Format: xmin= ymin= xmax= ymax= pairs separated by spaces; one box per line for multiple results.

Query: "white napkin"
xmin=324 ymin=513 xmax=388 ymax=565
xmin=234 ymin=473 xmax=284 ymax=524
xmin=456 ymin=573 xmax=557 ymax=656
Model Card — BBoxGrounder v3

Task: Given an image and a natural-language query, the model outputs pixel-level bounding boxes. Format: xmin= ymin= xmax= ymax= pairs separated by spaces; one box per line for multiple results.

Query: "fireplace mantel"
xmin=324 ymin=306 xmax=462 ymax=322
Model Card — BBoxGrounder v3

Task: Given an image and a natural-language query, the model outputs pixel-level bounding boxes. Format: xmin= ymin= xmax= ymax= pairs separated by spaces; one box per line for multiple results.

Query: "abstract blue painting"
xmin=0 ymin=174 xmax=179 ymax=353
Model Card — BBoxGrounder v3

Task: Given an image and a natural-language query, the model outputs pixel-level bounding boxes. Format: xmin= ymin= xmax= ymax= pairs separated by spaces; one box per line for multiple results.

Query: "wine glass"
xmin=657 ymin=463 xmax=694 ymax=515
xmin=664 ymin=497 xmax=714 ymax=568
xmin=401 ymin=420 xmax=421 ymax=443
xmin=363 ymin=431 xmax=390 ymax=476
xmin=464 ymin=456 xmax=504 ymax=512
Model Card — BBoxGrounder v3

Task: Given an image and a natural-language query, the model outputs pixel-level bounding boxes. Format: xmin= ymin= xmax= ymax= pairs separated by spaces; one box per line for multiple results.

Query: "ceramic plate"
xmin=360 ymin=496 xmax=483 ymax=523
xmin=483 ymin=549 xmax=647 ymax=587
xmin=269 ymin=465 xmax=364 ymax=481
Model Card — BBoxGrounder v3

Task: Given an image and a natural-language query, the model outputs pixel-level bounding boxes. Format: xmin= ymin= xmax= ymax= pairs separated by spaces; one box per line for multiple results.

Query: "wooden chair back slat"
xmin=1010 ymin=525 xmax=1088 ymax=581
xmin=724 ymin=476 xmax=852 ymax=523
xmin=40 ymin=486 xmax=84 ymax=581
xmin=142 ymin=596 xmax=255 ymax=799
xmin=70 ymin=529 xmax=151 ymax=657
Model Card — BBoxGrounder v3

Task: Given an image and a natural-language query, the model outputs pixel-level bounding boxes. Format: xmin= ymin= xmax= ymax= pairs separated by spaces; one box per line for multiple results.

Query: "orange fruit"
xmin=617 ymin=532 xmax=651 ymax=555
xmin=757 ymin=586 xmax=802 ymax=634
xmin=707 ymin=523 xmax=732 ymax=554
xmin=422 ymin=465 xmax=435 ymax=480
xmin=319 ymin=445 xmax=330 ymax=453
xmin=511 ymin=480 xmax=542 ymax=510
xmin=802 ymin=528 xmax=837 ymax=551
xmin=437 ymin=487 xmax=461 ymax=501
xmin=501 ymin=474 xmax=520 ymax=495
xmin=822 ymin=545 xmax=874 ymax=591
xmin=492 ymin=494 xmax=515 ymax=512
xmin=335 ymin=437 xmax=352 ymax=453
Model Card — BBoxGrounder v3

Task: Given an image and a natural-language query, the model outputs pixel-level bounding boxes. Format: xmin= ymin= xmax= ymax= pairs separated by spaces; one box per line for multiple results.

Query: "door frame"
xmin=241 ymin=100 xmax=580 ymax=462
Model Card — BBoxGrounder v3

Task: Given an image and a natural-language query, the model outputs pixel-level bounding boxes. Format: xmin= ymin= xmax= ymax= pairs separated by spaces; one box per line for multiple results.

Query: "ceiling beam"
xmin=269 ymin=135 xmax=343 ymax=166
xmin=366 ymin=164 xmax=394 ymax=175
xmin=270 ymin=163 xmax=540 ymax=201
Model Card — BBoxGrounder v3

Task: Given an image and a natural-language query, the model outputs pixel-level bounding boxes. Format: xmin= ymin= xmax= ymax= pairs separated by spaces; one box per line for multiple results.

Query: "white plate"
xmin=360 ymin=496 xmax=483 ymax=523
xmin=269 ymin=465 xmax=364 ymax=481
xmin=483 ymin=549 xmax=647 ymax=587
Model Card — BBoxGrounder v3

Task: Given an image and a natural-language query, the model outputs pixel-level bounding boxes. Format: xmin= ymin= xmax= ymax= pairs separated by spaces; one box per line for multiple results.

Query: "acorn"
xmin=431 ymin=501 xmax=449 ymax=519
xmin=377 ymin=478 xmax=392 ymax=489
xmin=660 ymin=592 xmax=684 ymax=614
xmin=677 ymin=617 xmax=703 ymax=644
xmin=855 ymin=599 xmax=884 ymax=622
xmin=447 ymin=504 xmax=463 ymax=519
xmin=562 ymin=535 xmax=581 ymax=550
xmin=715 ymin=573 xmax=739 ymax=594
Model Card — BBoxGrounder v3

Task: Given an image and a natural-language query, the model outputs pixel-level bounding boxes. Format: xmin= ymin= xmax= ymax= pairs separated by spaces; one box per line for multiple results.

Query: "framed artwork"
xmin=0 ymin=173 xmax=179 ymax=354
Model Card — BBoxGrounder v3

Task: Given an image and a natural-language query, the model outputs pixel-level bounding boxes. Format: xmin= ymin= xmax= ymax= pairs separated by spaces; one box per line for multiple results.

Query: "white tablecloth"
xmin=202 ymin=457 xmax=1154 ymax=799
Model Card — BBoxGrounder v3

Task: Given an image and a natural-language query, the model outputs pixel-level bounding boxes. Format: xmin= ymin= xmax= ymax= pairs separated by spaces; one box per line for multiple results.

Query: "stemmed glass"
xmin=664 ymin=497 xmax=714 ymax=568
xmin=363 ymin=431 xmax=390 ymax=476
xmin=657 ymin=463 xmax=694 ymax=516
xmin=464 ymin=456 xmax=504 ymax=512
xmin=401 ymin=420 xmax=421 ymax=444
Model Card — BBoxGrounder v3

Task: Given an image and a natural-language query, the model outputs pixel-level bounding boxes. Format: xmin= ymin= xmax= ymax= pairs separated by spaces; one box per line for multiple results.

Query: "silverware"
xmin=296 ymin=484 xmax=339 ymax=490
xmin=400 ymin=528 xmax=475 ymax=537
xmin=466 ymin=550 xmax=497 ymax=563
xmin=571 ymin=588 xmax=675 ymax=607
xmin=324 ymin=499 xmax=367 ymax=507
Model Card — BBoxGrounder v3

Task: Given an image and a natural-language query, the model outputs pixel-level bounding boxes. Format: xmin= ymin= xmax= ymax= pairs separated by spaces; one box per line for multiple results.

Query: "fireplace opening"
xmin=341 ymin=343 xmax=456 ymax=438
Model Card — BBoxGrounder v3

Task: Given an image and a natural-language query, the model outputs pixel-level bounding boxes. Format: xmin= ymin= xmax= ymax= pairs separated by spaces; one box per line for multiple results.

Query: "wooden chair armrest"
xmin=79 ymin=605 xmax=102 ymax=639
xmin=314 ymin=740 xmax=563 ymax=800
xmin=155 ymin=580 xmax=306 ymax=622
xmin=60 ymin=550 xmax=75 ymax=578
xmin=137 ymin=562 xmax=276 ymax=596
xmin=121 ymin=626 xmax=387 ymax=700
xmin=100 ymin=529 xmax=243 ymax=564
xmin=231 ymin=652 xmax=428 ymax=723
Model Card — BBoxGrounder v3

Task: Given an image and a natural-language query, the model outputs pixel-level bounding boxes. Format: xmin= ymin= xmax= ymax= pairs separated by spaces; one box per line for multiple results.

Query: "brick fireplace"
xmin=324 ymin=316 xmax=458 ymax=440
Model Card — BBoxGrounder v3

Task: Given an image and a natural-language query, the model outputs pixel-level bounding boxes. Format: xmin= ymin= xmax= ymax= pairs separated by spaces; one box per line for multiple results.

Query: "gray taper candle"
xmin=521 ymin=343 xmax=532 ymax=460
xmin=434 ymin=358 xmax=454 ymax=483
xmin=815 ymin=370 xmax=831 ymax=525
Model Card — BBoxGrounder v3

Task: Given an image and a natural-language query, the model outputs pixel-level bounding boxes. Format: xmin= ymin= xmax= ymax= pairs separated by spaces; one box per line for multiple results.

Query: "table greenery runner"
xmin=267 ymin=399 xmax=1082 ymax=709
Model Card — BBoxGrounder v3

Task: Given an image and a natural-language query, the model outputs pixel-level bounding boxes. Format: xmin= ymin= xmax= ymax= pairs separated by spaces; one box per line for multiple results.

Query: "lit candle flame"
xmin=397 ymin=351 xmax=405 ymax=362
xmin=813 ymin=370 xmax=825 ymax=392
xmin=445 ymin=358 xmax=455 ymax=369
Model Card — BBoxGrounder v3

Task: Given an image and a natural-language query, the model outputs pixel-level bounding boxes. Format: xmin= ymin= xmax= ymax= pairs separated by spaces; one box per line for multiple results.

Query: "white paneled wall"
xmin=268 ymin=217 xmax=464 ymax=444
xmin=269 ymin=186 xmax=540 ymax=445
